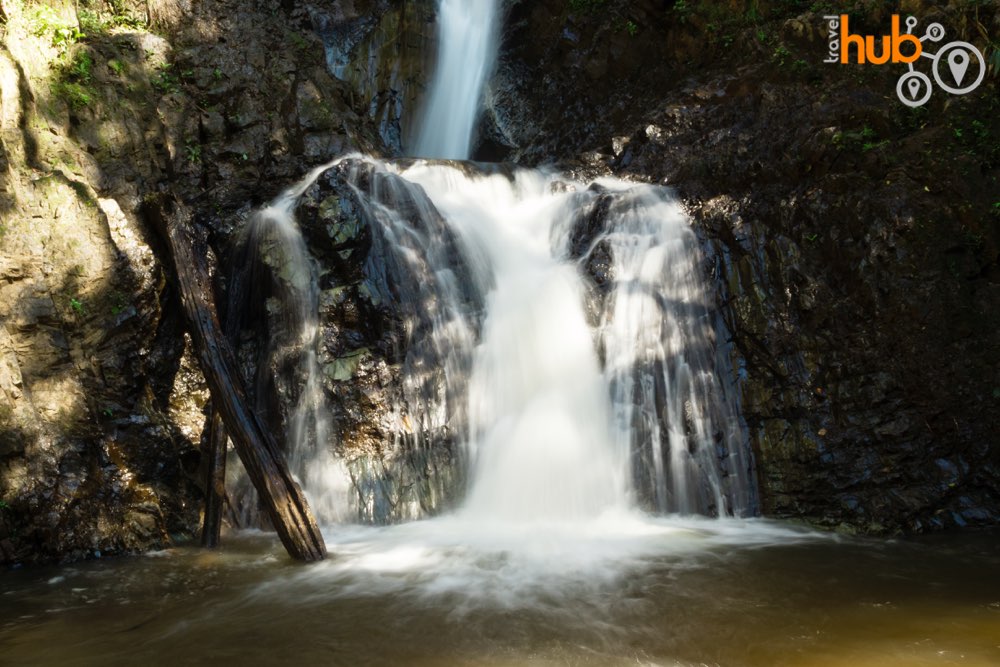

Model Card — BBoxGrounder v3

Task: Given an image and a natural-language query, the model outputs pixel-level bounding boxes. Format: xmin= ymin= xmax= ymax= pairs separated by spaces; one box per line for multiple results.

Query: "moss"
xmin=325 ymin=348 xmax=369 ymax=382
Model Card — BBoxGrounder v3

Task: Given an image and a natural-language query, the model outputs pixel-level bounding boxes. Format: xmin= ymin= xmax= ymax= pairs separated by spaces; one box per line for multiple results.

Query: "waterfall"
xmin=226 ymin=161 xmax=352 ymax=526
xmin=594 ymin=184 xmax=754 ymax=516
xmin=397 ymin=164 xmax=630 ymax=521
xmin=228 ymin=0 xmax=755 ymax=527
xmin=360 ymin=162 xmax=755 ymax=519
xmin=412 ymin=0 xmax=499 ymax=159
xmin=233 ymin=158 xmax=754 ymax=524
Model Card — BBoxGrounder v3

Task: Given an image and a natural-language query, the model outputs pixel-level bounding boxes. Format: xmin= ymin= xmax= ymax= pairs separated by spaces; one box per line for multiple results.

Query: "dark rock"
xmin=491 ymin=0 xmax=1000 ymax=533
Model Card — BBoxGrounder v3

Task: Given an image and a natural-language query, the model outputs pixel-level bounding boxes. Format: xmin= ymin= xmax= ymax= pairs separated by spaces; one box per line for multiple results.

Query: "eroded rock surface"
xmin=0 ymin=0 xmax=385 ymax=564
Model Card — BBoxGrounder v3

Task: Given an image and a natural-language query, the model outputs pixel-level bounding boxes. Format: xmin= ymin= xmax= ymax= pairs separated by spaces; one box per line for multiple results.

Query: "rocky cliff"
xmin=0 ymin=0 xmax=389 ymax=564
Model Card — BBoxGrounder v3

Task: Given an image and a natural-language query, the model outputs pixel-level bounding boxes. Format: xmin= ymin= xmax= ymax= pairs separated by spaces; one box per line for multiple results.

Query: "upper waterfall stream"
xmin=412 ymin=0 xmax=499 ymax=159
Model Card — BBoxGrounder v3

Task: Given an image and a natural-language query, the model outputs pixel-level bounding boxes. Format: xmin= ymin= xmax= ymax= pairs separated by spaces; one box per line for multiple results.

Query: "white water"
xmin=398 ymin=165 xmax=629 ymax=522
xmin=280 ymin=515 xmax=824 ymax=612
xmin=596 ymin=184 xmax=754 ymax=515
xmin=230 ymin=161 xmax=352 ymax=525
xmin=313 ymin=159 xmax=769 ymax=606
xmin=412 ymin=0 xmax=499 ymax=159
xmin=366 ymin=162 xmax=754 ymax=521
xmin=239 ymin=155 xmax=755 ymax=521
xmin=231 ymin=0 xmax=767 ymax=597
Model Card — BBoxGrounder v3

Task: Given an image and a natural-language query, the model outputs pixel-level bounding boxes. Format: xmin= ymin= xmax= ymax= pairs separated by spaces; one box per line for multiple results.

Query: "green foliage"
xmin=78 ymin=5 xmax=148 ymax=35
xmin=672 ymin=0 xmax=691 ymax=22
xmin=108 ymin=291 xmax=129 ymax=315
xmin=831 ymin=125 xmax=888 ymax=153
xmin=611 ymin=16 xmax=639 ymax=36
xmin=67 ymin=51 xmax=94 ymax=83
xmin=53 ymin=50 xmax=96 ymax=109
xmin=151 ymin=63 xmax=180 ymax=93
xmin=69 ymin=297 xmax=84 ymax=313
xmin=185 ymin=141 xmax=201 ymax=163
xmin=858 ymin=125 xmax=889 ymax=152
xmin=55 ymin=81 xmax=92 ymax=109
xmin=78 ymin=8 xmax=104 ymax=35
xmin=0 ymin=500 xmax=9 ymax=510
xmin=108 ymin=58 xmax=125 ymax=75
xmin=29 ymin=5 xmax=84 ymax=52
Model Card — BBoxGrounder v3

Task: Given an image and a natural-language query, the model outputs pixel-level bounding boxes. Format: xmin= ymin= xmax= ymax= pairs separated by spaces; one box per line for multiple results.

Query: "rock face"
xmin=224 ymin=158 xmax=470 ymax=524
xmin=490 ymin=0 xmax=1000 ymax=532
xmin=312 ymin=0 xmax=438 ymax=153
xmin=0 ymin=0 xmax=385 ymax=564
xmin=0 ymin=5 xmax=201 ymax=563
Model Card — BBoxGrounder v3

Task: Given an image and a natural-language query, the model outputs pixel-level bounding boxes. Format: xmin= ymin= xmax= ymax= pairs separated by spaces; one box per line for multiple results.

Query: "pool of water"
xmin=2 ymin=518 xmax=998 ymax=666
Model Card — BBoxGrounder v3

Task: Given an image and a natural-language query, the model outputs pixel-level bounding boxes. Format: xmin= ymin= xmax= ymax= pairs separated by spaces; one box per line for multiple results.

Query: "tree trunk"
xmin=148 ymin=196 xmax=326 ymax=562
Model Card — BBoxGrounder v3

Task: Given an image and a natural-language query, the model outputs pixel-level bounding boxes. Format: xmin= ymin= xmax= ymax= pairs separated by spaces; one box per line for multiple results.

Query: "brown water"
xmin=1 ymin=521 xmax=998 ymax=666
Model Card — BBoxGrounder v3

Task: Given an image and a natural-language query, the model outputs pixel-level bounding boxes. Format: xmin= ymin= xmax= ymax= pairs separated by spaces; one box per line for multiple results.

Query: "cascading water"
xmin=412 ymin=0 xmax=499 ymax=158
xmin=234 ymin=0 xmax=755 ymax=553
xmin=396 ymin=165 xmax=631 ymax=522
xmin=226 ymin=163 xmax=351 ymax=526
xmin=594 ymin=185 xmax=754 ymax=516
xmin=336 ymin=161 xmax=754 ymax=522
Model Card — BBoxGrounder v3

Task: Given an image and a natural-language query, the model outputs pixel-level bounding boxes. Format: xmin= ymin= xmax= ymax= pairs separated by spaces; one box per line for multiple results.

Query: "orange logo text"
xmin=824 ymin=15 xmax=922 ymax=64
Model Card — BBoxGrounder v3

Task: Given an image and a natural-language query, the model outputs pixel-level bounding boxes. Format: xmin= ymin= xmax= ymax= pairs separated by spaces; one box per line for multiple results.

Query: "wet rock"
xmin=494 ymin=0 xmax=1000 ymax=533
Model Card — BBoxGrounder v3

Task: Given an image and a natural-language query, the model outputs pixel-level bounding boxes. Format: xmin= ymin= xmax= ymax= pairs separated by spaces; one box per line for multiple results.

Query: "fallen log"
xmin=148 ymin=196 xmax=326 ymax=562
xmin=200 ymin=410 xmax=227 ymax=549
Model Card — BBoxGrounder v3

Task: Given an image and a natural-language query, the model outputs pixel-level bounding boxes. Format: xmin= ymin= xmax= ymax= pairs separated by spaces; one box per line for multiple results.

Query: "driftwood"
xmin=200 ymin=410 xmax=227 ymax=548
xmin=149 ymin=196 xmax=326 ymax=562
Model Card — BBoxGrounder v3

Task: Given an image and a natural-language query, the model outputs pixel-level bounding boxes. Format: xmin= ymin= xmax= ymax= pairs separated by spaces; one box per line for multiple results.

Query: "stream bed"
xmin=2 ymin=520 xmax=998 ymax=666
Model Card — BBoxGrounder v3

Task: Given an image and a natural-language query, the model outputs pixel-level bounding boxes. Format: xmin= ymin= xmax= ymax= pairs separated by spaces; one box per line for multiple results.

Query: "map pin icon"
xmin=948 ymin=50 xmax=970 ymax=86
xmin=907 ymin=77 xmax=921 ymax=99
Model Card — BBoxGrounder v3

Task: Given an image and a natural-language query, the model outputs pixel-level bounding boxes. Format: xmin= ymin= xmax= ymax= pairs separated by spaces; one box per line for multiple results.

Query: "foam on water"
xmin=250 ymin=514 xmax=826 ymax=614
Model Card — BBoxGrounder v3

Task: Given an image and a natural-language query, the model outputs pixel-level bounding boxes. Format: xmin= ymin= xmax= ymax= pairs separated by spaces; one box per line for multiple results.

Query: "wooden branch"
xmin=148 ymin=196 xmax=326 ymax=562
